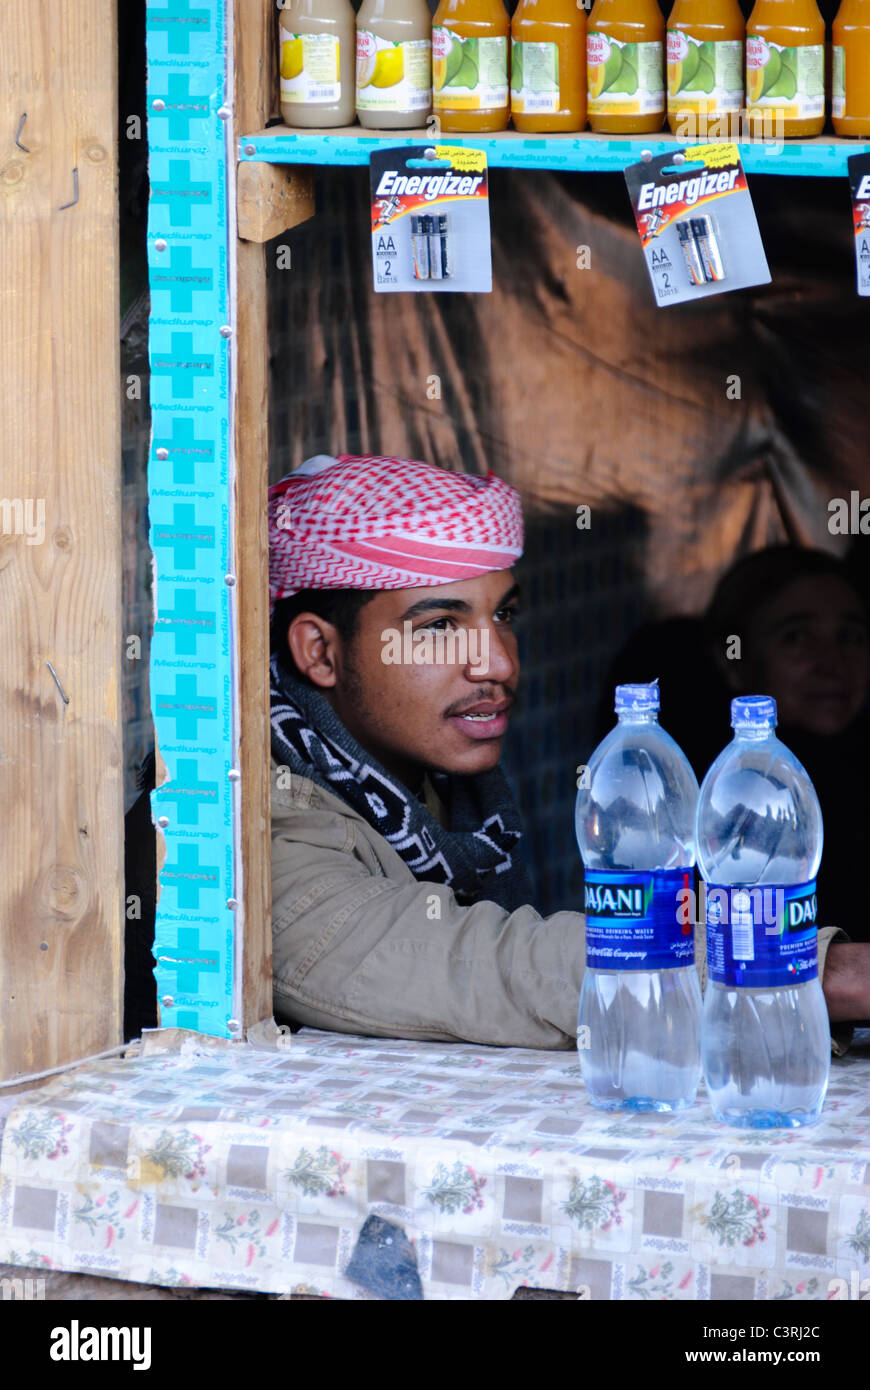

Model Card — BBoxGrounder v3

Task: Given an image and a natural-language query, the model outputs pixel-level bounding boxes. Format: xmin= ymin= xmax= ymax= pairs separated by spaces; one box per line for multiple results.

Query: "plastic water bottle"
xmin=696 ymin=695 xmax=829 ymax=1129
xmin=575 ymin=682 xmax=702 ymax=1111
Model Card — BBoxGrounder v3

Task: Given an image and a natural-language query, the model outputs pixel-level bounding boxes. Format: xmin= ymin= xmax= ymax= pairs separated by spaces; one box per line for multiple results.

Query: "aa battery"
xmin=411 ymin=213 xmax=451 ymax=283
xmin=677 ymin=221 xmax=705 ymax=287
xmin=437 ymin=214 xmax=451 ymax=279
xmin=691 ymin=215 xmax=725 ymax=283
xmin=411 ymin=215 xmax=430 ymax=280
xmin=426 ymin=215 xmax=444 ymax=281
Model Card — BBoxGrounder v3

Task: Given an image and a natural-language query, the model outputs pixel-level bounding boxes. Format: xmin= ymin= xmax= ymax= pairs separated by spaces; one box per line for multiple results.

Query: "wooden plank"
xmin=0 ymin=1 xmax=122 ymax=1079
xmin=237 ymin=162 xmax=314 ymax=243
xmin=237 ymin=0 xmax=277 ymax=131
xmin=233 ymin=0 xmax=275 ymax=1030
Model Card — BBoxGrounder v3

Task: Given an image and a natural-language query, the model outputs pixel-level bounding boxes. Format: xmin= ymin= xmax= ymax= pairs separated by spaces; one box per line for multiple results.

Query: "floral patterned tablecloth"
xmin=0 ymin=1029 xmax=868 ymax=1300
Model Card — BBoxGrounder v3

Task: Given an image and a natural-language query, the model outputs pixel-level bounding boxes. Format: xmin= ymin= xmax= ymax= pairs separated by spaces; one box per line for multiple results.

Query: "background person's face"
xmin=327 ymin=570 xmax=521 ymax=786
xmin=742 ymin=575 xmax=870 ymax=737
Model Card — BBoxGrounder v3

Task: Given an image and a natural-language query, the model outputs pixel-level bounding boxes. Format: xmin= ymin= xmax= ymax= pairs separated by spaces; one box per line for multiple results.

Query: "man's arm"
xmin=821 ymin=940 xmax=870 ymax=1025
xmin=271 ymin=789 xmax=583 ymax=1049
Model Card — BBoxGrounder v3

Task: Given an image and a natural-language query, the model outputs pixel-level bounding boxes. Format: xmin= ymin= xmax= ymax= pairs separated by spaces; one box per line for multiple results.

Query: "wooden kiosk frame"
xmin=1 ymin=0 xmax=867 ymax=1084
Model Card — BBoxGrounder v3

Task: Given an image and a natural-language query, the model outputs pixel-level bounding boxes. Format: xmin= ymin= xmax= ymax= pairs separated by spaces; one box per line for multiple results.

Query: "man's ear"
xmin=286 ymin=614 xmax=341 ymax=688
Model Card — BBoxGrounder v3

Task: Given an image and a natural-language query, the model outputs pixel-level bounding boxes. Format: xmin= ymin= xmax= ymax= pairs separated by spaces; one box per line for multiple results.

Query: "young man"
xmin=269 ymin=454 xmax=865 ymax=1049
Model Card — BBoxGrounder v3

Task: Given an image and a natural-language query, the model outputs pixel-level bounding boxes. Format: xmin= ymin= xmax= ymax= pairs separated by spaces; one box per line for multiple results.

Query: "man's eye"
xmin=840 ymin=624 xmax=870 ymax=647
xmin=495 ymin=605 xmax=520 ymax=624
xmin=779 ymin=628 xmax=806 ymax=647
xmin=420 ymin=616 xmax=455 ymax=632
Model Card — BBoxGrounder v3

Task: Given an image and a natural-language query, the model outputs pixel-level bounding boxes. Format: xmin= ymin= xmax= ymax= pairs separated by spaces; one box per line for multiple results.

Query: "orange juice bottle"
xmin=833 ymin=0 xmax=870 ymax=135
xmin=667 ymin=0 xmax=744 ymax=138
xmin=433 ymin=0 xmax=511 ymax=132
xmin=587 ymin=0 xmax=665 ymax=134
xmin=511 ymin=0 xmax=587 ymax=132
xmin=745 ymin=0 xmax=825 ymax=138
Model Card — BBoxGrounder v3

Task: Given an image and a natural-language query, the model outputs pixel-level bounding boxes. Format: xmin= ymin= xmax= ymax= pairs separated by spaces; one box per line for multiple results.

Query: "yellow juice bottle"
xmin=279 ymin=0 xmax=356 ymax=129
xmin=511 ymin=0 xmax=587 ymax=132
xmin=667 ymin=0 xmax=745 ymax=137
xmin=833 ymin=0 xmax=870 ymax=135
xmin=587 ymin=0 xmax=665 ymax=134
xmin=356 ymin=0 xmax=433 ymax=130
xmin=433 ymin=0 xmax=511 ymax=132
xmin=745 ymin=0 xmax=825 ymax=138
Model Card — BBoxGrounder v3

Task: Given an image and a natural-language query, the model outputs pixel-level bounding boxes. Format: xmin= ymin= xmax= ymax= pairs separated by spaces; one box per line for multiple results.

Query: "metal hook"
xmin=46 ymin=661 xmax=70 ymax=705
xmin=59 ymin=167 xmax=79 ymax=210
xmin=15 ymin=113 xmax=29 ymax=152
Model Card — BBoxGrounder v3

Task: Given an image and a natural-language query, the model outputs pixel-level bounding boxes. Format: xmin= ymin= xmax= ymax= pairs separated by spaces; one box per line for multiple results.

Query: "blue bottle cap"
xmin=731 ymin=694 xmax=777 ymax=728
xmin=615 ymin=680 xmax=660 ymax=713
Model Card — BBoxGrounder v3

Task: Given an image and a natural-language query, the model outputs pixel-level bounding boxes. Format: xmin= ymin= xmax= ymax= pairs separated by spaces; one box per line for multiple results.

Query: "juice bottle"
xmin=586 ymin=0 xmax=665 ymax=134
xmin=279 ymin=0 xmax=356 ymax=129
xmin=433 ymin=0 xmax=511 ymax=132
xmin=356 ymin=0 xmax=433 ymax=130
xmin=745 ymin=0 xmax=825 ymax=138
xmin=667 ymin=0 xmax=745 ymax=138
xmin=511 ymin=0 xmax=587 ymax=132
xmin=833 ymin=0 xmax=870 ymax=135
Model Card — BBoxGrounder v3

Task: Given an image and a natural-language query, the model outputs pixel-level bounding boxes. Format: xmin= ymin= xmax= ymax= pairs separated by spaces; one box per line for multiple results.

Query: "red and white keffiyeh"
xmin=268 ymin=454 xmax=524 ymax=614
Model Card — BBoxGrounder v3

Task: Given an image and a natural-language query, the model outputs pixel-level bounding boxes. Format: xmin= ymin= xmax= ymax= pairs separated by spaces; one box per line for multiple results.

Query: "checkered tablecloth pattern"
xmin=0 ymin=1030 xmax=868 ymax=1300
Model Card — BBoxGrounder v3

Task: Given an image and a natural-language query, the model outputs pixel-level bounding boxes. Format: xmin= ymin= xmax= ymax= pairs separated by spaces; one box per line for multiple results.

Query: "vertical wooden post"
xmin=233 ymin=0 xmax=275 ymax=1028
xmin=0 ymin=2 xmax=122 ymax=1079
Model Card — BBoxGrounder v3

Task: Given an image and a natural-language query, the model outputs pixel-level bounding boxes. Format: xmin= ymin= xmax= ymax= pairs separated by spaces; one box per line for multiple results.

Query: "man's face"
xmin=296 ymin=571 xmax=521 ymax=786
xmin=740 ymin=575 xmax=870 ymax=737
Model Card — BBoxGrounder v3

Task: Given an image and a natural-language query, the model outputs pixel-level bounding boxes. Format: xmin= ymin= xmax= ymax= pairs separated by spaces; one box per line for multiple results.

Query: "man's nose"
xmin=466 ymin=623 xmax=516 ymax=682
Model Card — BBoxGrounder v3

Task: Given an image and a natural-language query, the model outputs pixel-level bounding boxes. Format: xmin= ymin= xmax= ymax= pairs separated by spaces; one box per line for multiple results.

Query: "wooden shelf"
xmin=240 ymin=124 xmax=870 ymax=177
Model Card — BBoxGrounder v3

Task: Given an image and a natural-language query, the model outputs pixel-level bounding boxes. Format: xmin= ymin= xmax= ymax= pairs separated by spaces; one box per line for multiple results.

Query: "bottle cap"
xmin=731 ymin=694 xmax=777 ymax=728
xmin=614 ymin=680 xmax=660 ymax=713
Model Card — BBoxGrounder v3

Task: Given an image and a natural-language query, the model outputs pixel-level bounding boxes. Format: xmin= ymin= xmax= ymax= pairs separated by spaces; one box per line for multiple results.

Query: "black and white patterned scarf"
xmin=270 ymin=654 xmax=534 ymax=912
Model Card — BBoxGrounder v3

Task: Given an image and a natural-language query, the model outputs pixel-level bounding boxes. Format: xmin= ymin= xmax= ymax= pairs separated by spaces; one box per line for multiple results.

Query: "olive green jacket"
xmin=270 ymin=760 xmax=850 ymax=1052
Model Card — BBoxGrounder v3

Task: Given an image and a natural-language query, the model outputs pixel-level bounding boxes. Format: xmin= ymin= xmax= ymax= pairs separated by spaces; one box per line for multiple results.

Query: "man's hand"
xmin=822 ymin=942 xmax=870 ymax=1025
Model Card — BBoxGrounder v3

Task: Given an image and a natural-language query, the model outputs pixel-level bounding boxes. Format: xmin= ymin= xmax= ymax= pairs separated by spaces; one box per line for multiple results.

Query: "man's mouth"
xmin=447 ymin=699 xmax=512 ymax=740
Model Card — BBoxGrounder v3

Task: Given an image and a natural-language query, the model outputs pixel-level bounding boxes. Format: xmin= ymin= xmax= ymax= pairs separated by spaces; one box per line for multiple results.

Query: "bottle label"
xmin=667 ymin=34 xmax=743 ymax=117
xmin=745 ymin=38 xmax=824 ymax=119
xmin=280 ymin=33 xmax=342 ymax=105
xmin=356 ymin=32 xmax=432 ymax=112
xmin=833 ymin=44 xmax=845 ymax=117
xmin=511 ymin=40 xmax=560 ymax=114
xmin=583 ymin=868 xmax=694 ymax=971
xmin=433 ymin=29 xmax=509 ymax=111
xmin=704 ymin=880 xmax=819 ymax=988
xmin=587 ymin=34 xmax=664 ymax=116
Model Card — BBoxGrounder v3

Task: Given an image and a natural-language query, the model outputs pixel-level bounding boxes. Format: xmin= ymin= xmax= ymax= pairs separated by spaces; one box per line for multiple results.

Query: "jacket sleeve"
xmin=271 ymin=785 xmax=585 ymax=1049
